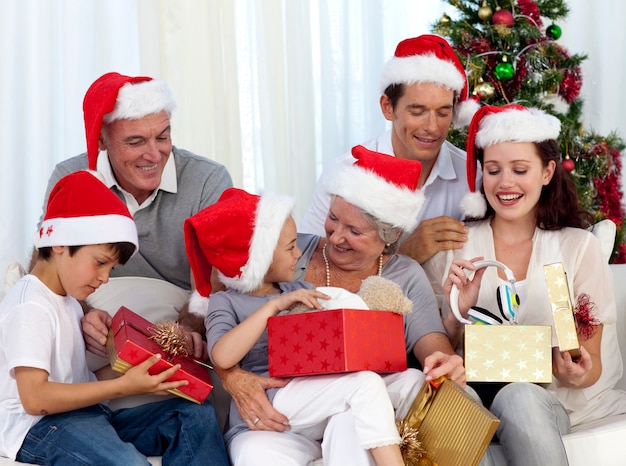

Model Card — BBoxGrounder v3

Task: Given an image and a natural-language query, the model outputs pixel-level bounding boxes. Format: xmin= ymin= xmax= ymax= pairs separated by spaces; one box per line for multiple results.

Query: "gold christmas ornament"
xmin=474 ymin=81 xmax=495 ymax=99
xmin=478 ymin=1 xmax=493 ymax=21
xmin=440 ymin=13 xmax=451 ymax=25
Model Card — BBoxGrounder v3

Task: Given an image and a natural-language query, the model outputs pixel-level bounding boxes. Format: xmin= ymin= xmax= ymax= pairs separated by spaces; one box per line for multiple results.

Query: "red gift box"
xmin=268 ymin=309 xmax=407 ymax=377
xmin=107 ymin=306 xmax=212 ymax=403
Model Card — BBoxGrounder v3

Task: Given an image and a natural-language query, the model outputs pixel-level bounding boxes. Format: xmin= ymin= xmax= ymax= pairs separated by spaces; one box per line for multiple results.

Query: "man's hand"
xmin=216 ymin=365 xmax=290 ymax=431
xmin=423 ymin=351 xmax=466 ymax=388
xmin=81 ymin=309 xmax=111 ymax=358
xmin=399 ymin=216 xmax=468 ymax=264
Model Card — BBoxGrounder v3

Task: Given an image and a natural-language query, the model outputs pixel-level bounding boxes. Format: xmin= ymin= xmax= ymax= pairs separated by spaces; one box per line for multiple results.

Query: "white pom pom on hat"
xmin=379 ymin=34 xmax=479 ymax=128
xmin=461 ymin=104 xmax=562 ymax=217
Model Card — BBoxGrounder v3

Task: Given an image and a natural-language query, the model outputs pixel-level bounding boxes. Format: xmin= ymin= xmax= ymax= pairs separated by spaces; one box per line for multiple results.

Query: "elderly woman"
xmin=211 ymin=145 xmax=464 ymax=466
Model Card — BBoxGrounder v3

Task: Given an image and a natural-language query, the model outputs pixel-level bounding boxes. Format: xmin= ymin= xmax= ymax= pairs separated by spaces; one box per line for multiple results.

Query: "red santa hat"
xmin=323 ymin=145 xmax=425 ymax=232
xmin=34 ymin=170 xmax=138 ymax=253
xmin=379 ymin=34 xmax=479 ymax=128
xmin=83 ymin=72 xmax=176 ymax=170
xmin=185 ymin=188 xmax=295 ymax=316
xmin=461 ymin=104 xmax=562 ymax=217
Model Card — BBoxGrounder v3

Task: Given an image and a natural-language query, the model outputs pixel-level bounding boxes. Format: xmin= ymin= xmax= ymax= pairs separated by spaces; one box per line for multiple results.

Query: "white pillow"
xmin=591 ymin=219 xmax=617 ymax=263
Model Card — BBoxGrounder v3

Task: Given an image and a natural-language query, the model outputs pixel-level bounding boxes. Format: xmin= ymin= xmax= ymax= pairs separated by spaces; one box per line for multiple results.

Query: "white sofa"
xmin=2 ymin=265 xmax=626 ymax=466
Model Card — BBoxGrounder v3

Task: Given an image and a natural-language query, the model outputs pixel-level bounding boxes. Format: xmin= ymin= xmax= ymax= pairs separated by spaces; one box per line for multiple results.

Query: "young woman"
xmin=424 ymin=104 xmax=626 ymax=466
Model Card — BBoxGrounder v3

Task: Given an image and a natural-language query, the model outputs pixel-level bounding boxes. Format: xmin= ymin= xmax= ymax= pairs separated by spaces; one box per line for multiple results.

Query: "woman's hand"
xmin=443 ymin=257 xmax=487 ymax=319
xmin=552 ymin=325 xmax=603 ymax=388
xmin=216 ymin=365 xmax=290 ymax=431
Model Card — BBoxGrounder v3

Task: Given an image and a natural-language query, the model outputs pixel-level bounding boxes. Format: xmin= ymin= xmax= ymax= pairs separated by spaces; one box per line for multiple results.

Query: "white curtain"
xmin=1 ymin=0 xmax=624 ymax=282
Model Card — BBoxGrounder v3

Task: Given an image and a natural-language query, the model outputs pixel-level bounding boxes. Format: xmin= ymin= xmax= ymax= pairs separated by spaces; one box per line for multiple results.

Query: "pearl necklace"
xmin=321 ymin=243 xmax=383 ymax=287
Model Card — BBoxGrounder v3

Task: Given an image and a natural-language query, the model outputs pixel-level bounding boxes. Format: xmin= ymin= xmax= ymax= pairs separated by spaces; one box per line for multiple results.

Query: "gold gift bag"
xmin=403 ymin=378 xmax=499 ymax=466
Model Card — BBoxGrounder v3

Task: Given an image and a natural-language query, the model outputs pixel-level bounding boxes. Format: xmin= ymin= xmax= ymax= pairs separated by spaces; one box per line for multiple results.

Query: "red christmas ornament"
xmin=492 ymin=8 xmax=514 ymax=27
xmin=562 ymin=158 xmax=575 ymax=172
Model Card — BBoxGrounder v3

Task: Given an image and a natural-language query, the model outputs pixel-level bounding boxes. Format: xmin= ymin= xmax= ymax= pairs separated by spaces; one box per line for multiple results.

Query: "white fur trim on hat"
xmin=324 ymin=160 xmax=425 ymax=232
xmin=34 ymin=214 xmax=138 ymax=250
xmin=475 ymin=107 xmax=561 ymax=148
xmin=104 ymin=79 xmax=176 ymax=123
xmin=188 ymin=289 xmax=211 ymax=318
xmin=219 ymin=192 xmax=295 ymax=293
xmin=379 ymin=53 xmax=465 ymax=94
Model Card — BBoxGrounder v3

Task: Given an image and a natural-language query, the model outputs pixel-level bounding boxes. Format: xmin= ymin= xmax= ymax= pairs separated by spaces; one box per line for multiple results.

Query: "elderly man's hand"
xmin=217 ymin=365 xmax=290 ymax=431
xmin=399 ymin=216 xmax=468 ymax=264
xmin=81 ymin=309 xmax=111 ymax=358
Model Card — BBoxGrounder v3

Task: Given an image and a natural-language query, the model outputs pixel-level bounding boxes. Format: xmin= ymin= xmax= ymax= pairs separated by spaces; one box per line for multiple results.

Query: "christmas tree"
xmin=433 ymin=0 xmax=626 ymax=263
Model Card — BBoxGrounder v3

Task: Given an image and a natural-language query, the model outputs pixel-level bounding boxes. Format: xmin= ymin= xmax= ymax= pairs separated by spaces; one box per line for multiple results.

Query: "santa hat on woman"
xmin=379 ymin=34 xmax=479 ymax=127
xmin=34 ymin=170 xmax=138 ymax=253
xmin=461 ymin=104 xmax=562 ymax=217
xmin=324 ymin=145 xmax=425 ymax=232
xmin=82 ymin=72 xmax=177 ymax=170
xmin=185 ymin=188 xmax=295 ymax=316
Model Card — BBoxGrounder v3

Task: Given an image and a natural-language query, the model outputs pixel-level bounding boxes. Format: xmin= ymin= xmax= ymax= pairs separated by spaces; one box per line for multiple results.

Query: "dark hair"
xmin=474 ymin=140 xmax=594 ymax=230
xmin=383 ymin=84 xmax=406 ymax=110
xmin=383 ymin=82 xmax=459 ymax=110
xmin=37 ymin=242 xmax=136 ymax=265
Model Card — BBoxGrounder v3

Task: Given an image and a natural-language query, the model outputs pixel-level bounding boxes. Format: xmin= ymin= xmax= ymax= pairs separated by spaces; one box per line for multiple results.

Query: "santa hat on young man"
xmin=324 ymin=145 xmax=425 ymax=232
xmin=379 ymin=34 xmax=480 ymax=128
xmin=34 ymin=170 xmax=138 ymax=253
xmin=460 ymin=103 xmax=562 ymax=218
xmin=184 ymin=187 xmax=295 ymax=317
xmin=83 ymin=72 xmax=177 ymax=170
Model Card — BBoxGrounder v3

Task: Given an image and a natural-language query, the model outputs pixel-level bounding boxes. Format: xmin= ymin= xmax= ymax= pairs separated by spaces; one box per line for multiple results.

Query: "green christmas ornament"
xmin=494 ymin=60 xmax=514 ymax=81
xmin=546 ymin=24 xmax=562 ymax=40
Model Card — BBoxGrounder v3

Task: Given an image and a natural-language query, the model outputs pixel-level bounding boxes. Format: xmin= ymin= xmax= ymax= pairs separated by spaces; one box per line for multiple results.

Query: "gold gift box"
xmin=404 ymin=379 xmax=499 ymax=466
xmin=544 ymin=262 xmax=580 ymax=357
xmin=465 ymin=325 xmax=552 ymax=383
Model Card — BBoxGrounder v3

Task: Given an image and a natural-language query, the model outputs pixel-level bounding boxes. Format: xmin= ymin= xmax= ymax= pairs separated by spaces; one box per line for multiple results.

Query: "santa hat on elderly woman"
xmin=83 ymin=72 xmax=177 ymax=170
xmin=379 ymin=34 xmax=479 ymax=127
xmin=185 ymin=188 xmax=295 ymax=317
xmin=34 ymin=170 xmax=138 ymax=253
xmin=324 ymin=145 xmax=425 ymax=232
xmin=460 ymin=104 xmax=562 ymax=217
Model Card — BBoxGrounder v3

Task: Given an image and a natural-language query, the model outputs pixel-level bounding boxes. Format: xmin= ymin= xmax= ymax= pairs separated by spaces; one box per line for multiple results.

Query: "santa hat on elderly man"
xmin=324 ymin=145 xmax=425 ymax=233
xmin=185 ymin=188 xmax=295 ymax=317
xmin=379 ymin=34 xmax=479 ymax=127
xmin=83 ymin=72 xmax=177 ymax=170
xmin=460 ymin=103 xmax=562 ymax=218
xmin=34 ymin=170 xmax=138 ymax=253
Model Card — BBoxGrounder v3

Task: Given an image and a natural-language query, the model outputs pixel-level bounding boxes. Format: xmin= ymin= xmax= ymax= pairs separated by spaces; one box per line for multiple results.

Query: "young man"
xmin=300 ymin=34 xmax=480 ymax=264
xmin=1 ymin=171 xmax=228 ymax=465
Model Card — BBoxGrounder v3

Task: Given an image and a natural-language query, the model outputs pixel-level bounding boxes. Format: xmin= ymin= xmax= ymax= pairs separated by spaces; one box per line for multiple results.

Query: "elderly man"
xmin=300 ymin=34 xmax=480 ymax=264
xmin=30 ymin=72 xmax=232 ymax=463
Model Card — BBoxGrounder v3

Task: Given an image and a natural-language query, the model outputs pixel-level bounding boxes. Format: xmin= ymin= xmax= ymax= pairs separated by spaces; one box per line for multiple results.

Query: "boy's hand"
xmin=81 ymin=309 xmax=111 ymax=358
xmin=122 ymin=354 xmax=188 ymax=395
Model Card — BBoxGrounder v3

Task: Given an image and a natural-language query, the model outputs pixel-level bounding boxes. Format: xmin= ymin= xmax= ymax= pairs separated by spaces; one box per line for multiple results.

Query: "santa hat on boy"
xmin=185 ymin=188 xmax=295 ymax=316
xmin=83 ymin=72 xmax=177 ymax=170
xmin=460 ymin=104 xmax=562 ymax=217
xmin=379 ymin=34 xmax=479 ymax=128
xmin=324 ymin=145 xmax=425 ymax=232
xmin=34 ymin=170 xmax=138 ymax=253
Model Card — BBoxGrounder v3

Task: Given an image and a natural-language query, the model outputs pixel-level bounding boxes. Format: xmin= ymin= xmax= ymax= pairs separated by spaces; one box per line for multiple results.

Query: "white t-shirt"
xmin=299 ymin=130 xmax=470 ymax=235
xmin=0 ymin=275 xmax=95 ymax=460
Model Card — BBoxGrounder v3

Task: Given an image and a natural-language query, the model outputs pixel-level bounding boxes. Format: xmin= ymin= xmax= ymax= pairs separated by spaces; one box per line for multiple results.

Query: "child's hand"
xmin=272 ymin=289 xmax=330 ymax=314
xmin=121 ymin=354 xmax=188 ymax=396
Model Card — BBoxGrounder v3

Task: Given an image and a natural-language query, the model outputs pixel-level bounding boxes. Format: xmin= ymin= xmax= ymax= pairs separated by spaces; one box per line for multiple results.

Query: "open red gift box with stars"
xmin=267 ymin=309 xmax=407 ymax=377
xmin=107 ymin=306 xmax=213 ymax=403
